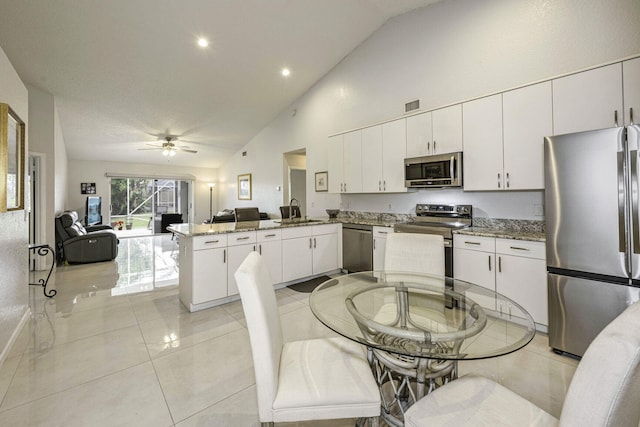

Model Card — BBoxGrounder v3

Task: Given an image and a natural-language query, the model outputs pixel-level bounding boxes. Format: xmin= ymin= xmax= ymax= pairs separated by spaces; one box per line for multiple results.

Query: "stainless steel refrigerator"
xmin=545 ymin=125 xmax=640 ymax=357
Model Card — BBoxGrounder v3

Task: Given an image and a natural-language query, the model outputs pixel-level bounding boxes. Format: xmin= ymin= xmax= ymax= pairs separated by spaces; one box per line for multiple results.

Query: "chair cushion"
xmin=404 ymin=374 xmax=558 ymax=427
xmin=272 ymin=336 xmax=380 ymax=422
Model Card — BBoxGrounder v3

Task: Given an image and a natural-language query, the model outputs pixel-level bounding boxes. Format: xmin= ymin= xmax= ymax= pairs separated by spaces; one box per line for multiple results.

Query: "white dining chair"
xmin=403 ymin=300 xmax=640 ymax=427
xmin=383 ymin=232 xmax=445 ymax=278
xmin=234 ymin=252 xmax=381 ymax=426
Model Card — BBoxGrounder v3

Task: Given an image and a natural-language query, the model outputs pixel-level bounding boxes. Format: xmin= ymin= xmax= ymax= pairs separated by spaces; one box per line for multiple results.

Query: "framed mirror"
xmin=1 ymin=103 xmax=25 ymax=212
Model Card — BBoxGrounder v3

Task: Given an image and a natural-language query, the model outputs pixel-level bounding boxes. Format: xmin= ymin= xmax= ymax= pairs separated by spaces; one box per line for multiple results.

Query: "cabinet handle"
xmin=427 ymin=141 xmax=431 ymax=153
xmin=204 ymin=240 xmax=219 ymax=244
xmin=309 ymin=238 xmax=312 ymax=249
xmin=259 ymin=244 xmax=262 ymax=255
xmin=464 ymin=241 xmax=481 ymax=245
xmin=373 ymin=240 xmax=376 ymax=250
xmin=223 ymin=249 xmax=226 ymax=263
xmin=237 ymin=236 xmax=250 ymax=241
xmin=264 ymin=233 xmax=276 ymax=238
xmin=510 ymin=246 xmax=530 ymax=251
xmin=488 ymin=255 xmax=492 ymax=271
xmin=631 ymin=107 xmax=635 ymax=125
xmin=497 ymin=173 xmax=501 ymax=189
xmin=379 ymin=180 xmax=381 ymax=191
xmin=383 ymin=180 xmax=386 ymax=191
xmin=344 ymin=183 xmax=347 ymax=192
xmin=433 ymin=140 xmax=437 ymax=153
xmin=615 ymin=109 xmax=619 ymax=127
xmin=314 ymin=237 xmax=317 ymax=248
xmin=506 ymin=172 xmax=510 ymax=188
xmin=498 ymin=256 xmax=502 ymax=273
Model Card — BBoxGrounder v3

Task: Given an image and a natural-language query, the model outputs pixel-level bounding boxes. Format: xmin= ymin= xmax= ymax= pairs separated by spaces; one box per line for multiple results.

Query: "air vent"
xmin=405 ymin=99 xmax=420 ymax=113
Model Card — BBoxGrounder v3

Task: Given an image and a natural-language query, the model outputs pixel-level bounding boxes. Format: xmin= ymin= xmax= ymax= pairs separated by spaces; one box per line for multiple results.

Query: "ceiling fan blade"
xmin=138 ymin=147 xmax=162 ymax=151
xmin=180 ymin=148 xmax=198 ymax=154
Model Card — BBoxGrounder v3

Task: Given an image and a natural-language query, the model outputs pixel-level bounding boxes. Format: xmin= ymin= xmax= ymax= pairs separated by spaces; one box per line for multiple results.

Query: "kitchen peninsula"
xmin=169 ymin=220 xmax=342 ymax=312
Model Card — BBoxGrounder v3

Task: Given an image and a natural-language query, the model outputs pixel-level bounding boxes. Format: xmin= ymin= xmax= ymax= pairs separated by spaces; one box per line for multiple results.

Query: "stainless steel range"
xmin=394 ymin=204 xmax=472 ymax=277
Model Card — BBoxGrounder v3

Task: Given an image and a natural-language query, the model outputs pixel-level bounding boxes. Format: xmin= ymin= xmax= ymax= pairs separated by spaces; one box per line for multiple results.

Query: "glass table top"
xmin=310 ymin=271 xmax=536 ymax=360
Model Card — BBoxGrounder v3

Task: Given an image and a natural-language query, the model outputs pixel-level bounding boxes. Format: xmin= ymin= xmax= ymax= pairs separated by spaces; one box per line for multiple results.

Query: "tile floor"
xmin=1 ymin=235 xmax=579 ymax=426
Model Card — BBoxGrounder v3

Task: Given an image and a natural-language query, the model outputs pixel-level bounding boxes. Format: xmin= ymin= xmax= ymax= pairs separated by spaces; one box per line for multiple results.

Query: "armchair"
xmin=55 ymin=211 xmax=119 ymax=264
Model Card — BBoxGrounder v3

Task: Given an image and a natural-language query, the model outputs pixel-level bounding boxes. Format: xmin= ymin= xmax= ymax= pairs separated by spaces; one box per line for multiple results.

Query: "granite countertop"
xmin=169 ymin=219 xmax=343 ymax=237
xmin=454 ymin=227 xmax=545 ymax=242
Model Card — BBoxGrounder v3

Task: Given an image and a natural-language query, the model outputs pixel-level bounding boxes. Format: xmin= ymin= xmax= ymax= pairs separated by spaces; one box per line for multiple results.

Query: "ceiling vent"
xmin=405 ymin=99 xmax=420 ymax=113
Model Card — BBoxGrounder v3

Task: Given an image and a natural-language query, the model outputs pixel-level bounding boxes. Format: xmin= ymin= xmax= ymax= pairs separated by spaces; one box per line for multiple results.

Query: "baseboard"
xmin=0 ymin=307 xmax=31 ymax=370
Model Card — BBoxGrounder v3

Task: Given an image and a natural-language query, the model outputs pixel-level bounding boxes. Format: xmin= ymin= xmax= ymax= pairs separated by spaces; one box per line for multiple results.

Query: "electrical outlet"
xmin=388 ymin=204 xmax=392 ymax=210
xmin=311 ymin=202 xmax=315 ymax=208
xmin=534 ymin=204 xmax=544 ymax=216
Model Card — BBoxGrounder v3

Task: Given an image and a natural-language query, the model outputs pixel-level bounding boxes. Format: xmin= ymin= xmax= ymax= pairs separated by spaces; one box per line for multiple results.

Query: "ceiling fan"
xmin=138 ymin=136 xmax=198 ymax=156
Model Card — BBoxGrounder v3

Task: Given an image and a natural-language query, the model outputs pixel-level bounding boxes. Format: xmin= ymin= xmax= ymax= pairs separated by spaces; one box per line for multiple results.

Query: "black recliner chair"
xmin=55 ymin=211 xmax=119 ymax=264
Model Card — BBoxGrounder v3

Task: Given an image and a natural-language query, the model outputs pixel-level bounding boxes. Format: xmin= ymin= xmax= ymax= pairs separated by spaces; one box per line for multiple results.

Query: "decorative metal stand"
xmin=28 ymin=244 xmax=57 ymax=297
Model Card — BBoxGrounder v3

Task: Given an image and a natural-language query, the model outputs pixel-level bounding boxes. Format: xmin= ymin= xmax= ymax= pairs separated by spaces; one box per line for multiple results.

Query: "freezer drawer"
xmin=548 ymin=273 xmax=640 ymax=357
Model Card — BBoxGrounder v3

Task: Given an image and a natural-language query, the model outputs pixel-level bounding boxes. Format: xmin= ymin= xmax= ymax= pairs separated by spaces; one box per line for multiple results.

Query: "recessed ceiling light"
xmin=197 ymin=38 xmax=209 ymax=48
xmin=281 ymin=68 xmax=291 ymax=77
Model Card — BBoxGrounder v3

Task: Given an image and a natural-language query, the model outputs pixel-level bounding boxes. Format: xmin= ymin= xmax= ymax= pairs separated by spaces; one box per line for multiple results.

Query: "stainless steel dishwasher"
xmin=342 ymin=223 xmax=373 ymax=273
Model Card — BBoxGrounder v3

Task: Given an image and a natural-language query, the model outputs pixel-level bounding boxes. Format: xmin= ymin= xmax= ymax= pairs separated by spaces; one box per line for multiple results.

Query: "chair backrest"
xmin=384 ymin=232 xmax=445 ymax=280
xmin=55 ymin=210 xmax=87 ymax=240
xmin=559 ymin=300 xmax=640 ymax=427
xmin=235 ymin=207 xmax=261 ymax=222
xmin=234 ymin=251 xmax=283 ymax=422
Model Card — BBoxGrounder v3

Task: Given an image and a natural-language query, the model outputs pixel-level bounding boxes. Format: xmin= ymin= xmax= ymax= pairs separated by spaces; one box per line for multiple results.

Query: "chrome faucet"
xmin=289 ymin=198 xmax=300 ymax=220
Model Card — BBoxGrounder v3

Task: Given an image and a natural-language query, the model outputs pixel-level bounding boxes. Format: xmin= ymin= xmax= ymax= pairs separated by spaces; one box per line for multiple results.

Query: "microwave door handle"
xmin=450 ymin=155 xmax=455 ymax=181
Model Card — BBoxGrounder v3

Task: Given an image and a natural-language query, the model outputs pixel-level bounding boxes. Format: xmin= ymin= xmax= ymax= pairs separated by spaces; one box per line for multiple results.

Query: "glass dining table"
xmin=309 ymin=271 xmax=536 ymax=427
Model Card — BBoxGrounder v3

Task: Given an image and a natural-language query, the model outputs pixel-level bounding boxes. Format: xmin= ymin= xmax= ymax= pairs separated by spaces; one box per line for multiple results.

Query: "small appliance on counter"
xmin=326 ymin=209 xmax=340 ymax=219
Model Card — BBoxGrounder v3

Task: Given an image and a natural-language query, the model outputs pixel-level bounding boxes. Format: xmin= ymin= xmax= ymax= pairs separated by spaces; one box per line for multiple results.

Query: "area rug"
xmin=288 ymin=275 xmax=332 ymax=293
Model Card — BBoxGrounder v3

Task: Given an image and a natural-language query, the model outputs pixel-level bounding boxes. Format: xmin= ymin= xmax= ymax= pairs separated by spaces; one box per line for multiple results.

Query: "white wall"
xmin=0 ymin=45 xmax=29 ymax=364
xmin=54 ymin=101 xmax=68 ymax=215
xmin=219 ymin=0 xmax=640 ymax=220
xmin=67 ymin=160 xmax=218 ymax=224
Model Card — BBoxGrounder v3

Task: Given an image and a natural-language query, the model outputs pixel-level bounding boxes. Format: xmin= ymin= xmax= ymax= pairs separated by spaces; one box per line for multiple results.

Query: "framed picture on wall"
xmin=315 ymin=171 xmax=328 ymax=192
xmin=238 ymin=173 xmax=252 ymax=200
xmin=0 ymin=103 xmax=25 ymax=212
xmin=81 ymin=182 xmax=96 ymax=194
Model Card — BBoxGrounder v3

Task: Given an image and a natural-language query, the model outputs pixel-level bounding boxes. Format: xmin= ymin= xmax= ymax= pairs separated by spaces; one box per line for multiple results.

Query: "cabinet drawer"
xmin=454 ymin=235 xmax=495 ymax=252
xmin=373 ymin=226 xmax=392 ymax=237
xmin=313 ymin=224 xmax=339 ymax=235
xmin=257 ymin=229 xmax=281 ymax=242
xmin=496 ymin=238 xmax=545 ymax=259
xmin=227 ymin=231 xmax=257 ymax=246
xmin=193 ymin=234 xmax=228 ymax=251
xmin=282 ymin=225 xmax=311 ymax=240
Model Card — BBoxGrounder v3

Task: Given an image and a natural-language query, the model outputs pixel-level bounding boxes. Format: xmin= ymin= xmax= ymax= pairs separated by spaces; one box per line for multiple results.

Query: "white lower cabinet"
xmin=226 ymin=232 xmax=257 ymax=296
xmin=281 ymin=224 xmax=340 ymax=282
xmin=373 ymin=226 xmax=391 ymax=272
xmin=454 ymin=235 xmax=547 ymax=328
xmin=179 ymin=235 xmax=229 ymax=307
xmin=257 ymin=230 xmax=282 ymax=284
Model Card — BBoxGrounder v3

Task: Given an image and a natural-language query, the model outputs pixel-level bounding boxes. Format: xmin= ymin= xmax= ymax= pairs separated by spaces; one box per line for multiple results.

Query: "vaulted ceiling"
xmin=0 ymin=0 xmax=440 ymax=168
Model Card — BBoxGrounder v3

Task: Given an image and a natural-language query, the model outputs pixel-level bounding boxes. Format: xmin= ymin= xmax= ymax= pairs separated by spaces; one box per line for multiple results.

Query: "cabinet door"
xmin=258 ymin=239 xmax=282 ymax=284
xmin=312 ymin=232 xmax=339 ymax=274
xmin=372 ymin=227 xmax=390 ymax=272
xmin=192 ymin=247 xmax=227 ymax=304
xmin=381 ymin=119 xmax=407 ymax=192
xmin=432 ymin=104 xmax=462 ymax=154
xmin=496 ymin=255 xmax=548 ymax=326
xmin=553 ymin=63 xmax=623 ymax=135
xmin=624 ymin=58 xmax=640 ymax=126
xmin=327 ymin=134 xmax=344 ymax=193
xmin=343 ymin=130 xmax=362 ymax=193
xmin=503 ymin=82 xmax=553 ymax=190
xmin=454 ymin=248 xmax=496 ymax=310
xmin=463 ymin=94 xmax=503 ymax=191
xmin=361 ymin=125 xmax=383 ymax=192
xmin=406 ymin=112 xmax=432 ymax=157
xmin=282 ymin=236 xmax=313 ymax=281
xmin=227 ymin=243 xmax=256 ymax=296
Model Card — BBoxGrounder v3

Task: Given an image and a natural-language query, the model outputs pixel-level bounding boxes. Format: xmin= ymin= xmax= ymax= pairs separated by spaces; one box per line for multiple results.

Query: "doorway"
xmin=283 ymin=149 xmax=306 ymax=218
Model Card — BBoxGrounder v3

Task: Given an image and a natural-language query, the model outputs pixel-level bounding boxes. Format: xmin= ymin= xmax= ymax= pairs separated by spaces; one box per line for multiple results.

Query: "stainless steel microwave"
xmin=404 ymin=152 xmax=463 ymax=188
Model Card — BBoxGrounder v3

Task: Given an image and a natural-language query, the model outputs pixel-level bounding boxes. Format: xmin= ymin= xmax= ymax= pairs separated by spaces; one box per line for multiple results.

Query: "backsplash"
xmin=336 ymin=210 xmax=545 ymax=233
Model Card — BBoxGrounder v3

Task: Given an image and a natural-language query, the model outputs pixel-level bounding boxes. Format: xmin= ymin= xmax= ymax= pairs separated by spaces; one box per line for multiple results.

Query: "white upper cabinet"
xmin=327 ymin=130 xmax=362 ymax=193
xmin=552 ymin=63 xmax=623 ymax=135
xmin=432 ymin=105 xmax=463 ymax=154
xmin=406 ymin=112 xmax=433 ymax=158
xmin=327 ymin=134 xmax=343 ymax=193
xmin=502 ymin=81 xmax=553 ymax=190
xmin=361 ymin=125 xmax=383 ymax=192
xmin=463 ymin=94 xmax=503 ymax=191
xmin=381 ymin=119 xmax=407 ymax=192
xmin=624 ymin=57 xmax=640 ymax=125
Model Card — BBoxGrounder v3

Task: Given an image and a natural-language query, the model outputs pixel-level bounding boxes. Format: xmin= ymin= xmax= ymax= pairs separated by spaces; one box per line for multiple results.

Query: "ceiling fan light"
xmin=162 ymin=149 xmax=170 ymax=156
xmin=169 ymin=149 xmax=176 ymax=156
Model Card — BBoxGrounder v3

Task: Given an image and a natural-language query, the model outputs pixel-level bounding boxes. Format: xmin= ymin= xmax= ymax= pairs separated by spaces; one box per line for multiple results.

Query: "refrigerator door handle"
xmin=631 ymin=150 xmax=640 ymax=254
xmin=618 ymin=150 xmax=627 ymax=254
